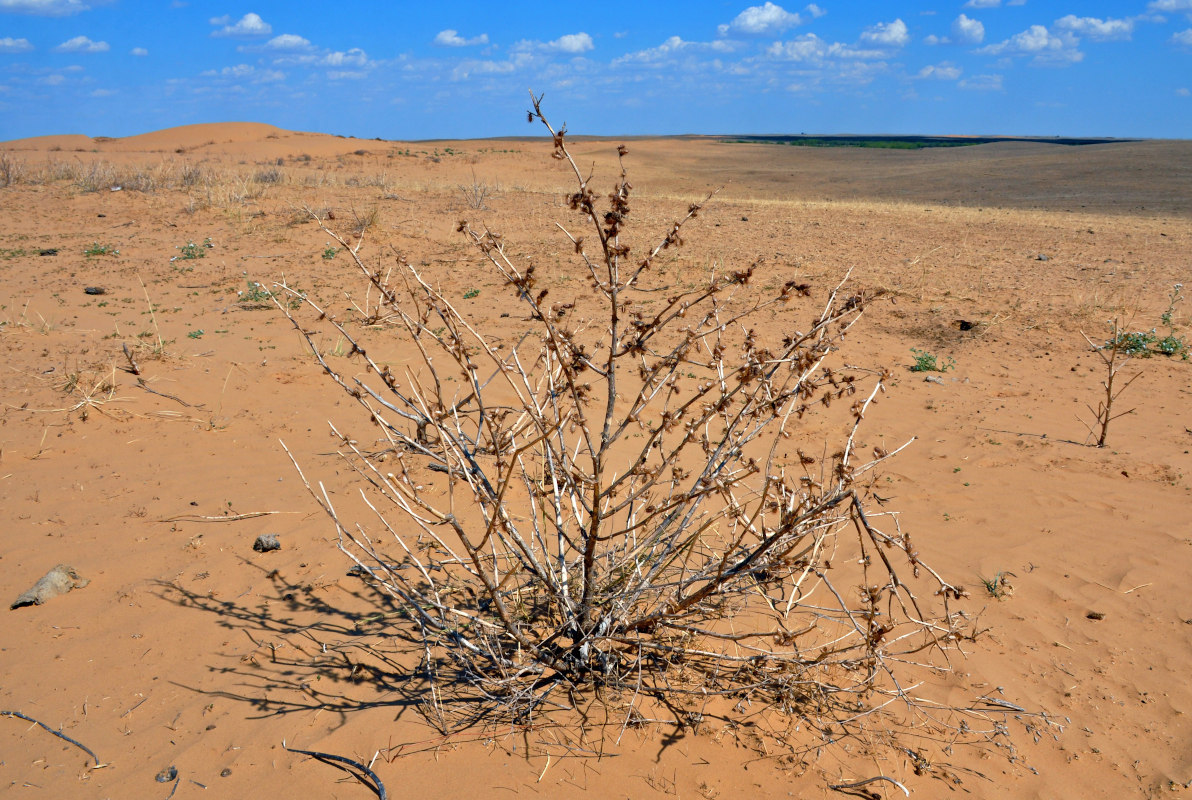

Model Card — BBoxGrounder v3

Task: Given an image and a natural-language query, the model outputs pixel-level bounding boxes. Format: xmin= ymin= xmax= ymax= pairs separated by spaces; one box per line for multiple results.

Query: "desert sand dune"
xmin=0 ymin=123 xmax=1189 ymax=798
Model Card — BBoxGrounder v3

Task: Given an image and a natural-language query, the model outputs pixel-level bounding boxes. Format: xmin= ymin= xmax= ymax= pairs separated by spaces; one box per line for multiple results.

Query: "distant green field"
xmin=729 ymin=137 xmax=977 ymax=150
xmin=723 ymin=134 xmax=1132 ymax=148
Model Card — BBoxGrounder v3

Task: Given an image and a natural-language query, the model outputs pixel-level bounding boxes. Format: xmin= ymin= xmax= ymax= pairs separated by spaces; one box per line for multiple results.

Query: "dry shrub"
xmin=274 ymin=96 xmax=1047 ymax=782
xmin=0 ymin=152 xmax=25 ymax=187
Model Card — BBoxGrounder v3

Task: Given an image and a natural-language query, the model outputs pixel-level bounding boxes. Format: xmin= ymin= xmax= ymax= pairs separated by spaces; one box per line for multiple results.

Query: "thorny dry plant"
xmin=273 ymin=95 xmax=1051 ymax=781
xmin=1080 ymin=318 xmax=1142 ymax=448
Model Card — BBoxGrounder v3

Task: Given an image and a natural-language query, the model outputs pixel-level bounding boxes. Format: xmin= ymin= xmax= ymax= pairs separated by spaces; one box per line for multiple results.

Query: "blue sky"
xmin=1 ymin=0 xmax=1190 ymax=140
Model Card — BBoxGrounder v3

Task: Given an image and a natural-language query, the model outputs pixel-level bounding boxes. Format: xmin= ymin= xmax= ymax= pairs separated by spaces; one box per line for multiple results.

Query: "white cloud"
xmin=201 ymin=63 xmax=284 ymax=82
xmin=1177 ymin=87 xmax=1190 ymax=96
xmin=1174 ymin=28 xmax=1192 ymax=44
xmin=90 ymin=87 xmax=115 ymax=96
xmin=805 ymin=4 xmax=826 ymax=18
xmin=130 ymin=46 xmax=147 ymax=56
xmin=39 ymin=73 xmax=64 ymax=84
xmin=543 ymin=32 xmax=593 ymax=53
xmin=767 ymin=33 xmax=829 ymax=61
xmin=210 ymin=12 xmax=271 ymax=38
xmin=860 ymin=19 xmax=909 ymax=48
xmin=717 ymin=2 xmax=803 ymax=37
xmin=320 ymin=47 xmax=367 ymax=67
xmin=1148 ymin=0 xmax=1192 ymax=10
xmin=918 ymin=62 xmax=962 ymax=80
xmin=613 ymin=36 xmax=737 ymax=65
xmin=1054 ymin=15 xmax=1134 ymax=41
xmin=952 ymin=13 xmax=984 ymax=44
xmin=964 ymin=0 xmax=999 ymax=7
xmin=433 ymin=29 xmax=489 ymax=47
xmin=960 ymin=73 xmax=1003 ymax=90
xmin=326 ymin=70 xmax=366 ymax=80
xmin=0 ymin=36 xmax=34 ymax=52
xmin=767 ymin=32 xmax=891 ymax=63
xmin=264 ymin=33 xmax=312 ymax=50
xmin=980 ymin=24 xmax=1082 ymax=63
xmin=54 ymin=35 xmax=108 ymax=53
xmin=0 ymin=0 xmax=88 ymax=15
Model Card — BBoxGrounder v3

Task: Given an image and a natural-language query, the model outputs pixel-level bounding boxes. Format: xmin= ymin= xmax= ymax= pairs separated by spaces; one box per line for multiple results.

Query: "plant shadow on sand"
xmin=152 ymin=560 xmax=768 ymax=760
xmin=155 ymin=562 xmax=428 ymax=722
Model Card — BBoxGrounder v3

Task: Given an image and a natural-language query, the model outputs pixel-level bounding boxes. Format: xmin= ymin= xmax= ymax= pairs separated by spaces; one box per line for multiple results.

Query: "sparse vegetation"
xmin=173 ymin=237 xmax=212 ymax=261
xmin=909 ymin=347 xmax=954 ymax=372
xmin=84 ymin=241 xmax=119 ymax=258
xmin=980 ymin=570 xmax=1015 ymax=599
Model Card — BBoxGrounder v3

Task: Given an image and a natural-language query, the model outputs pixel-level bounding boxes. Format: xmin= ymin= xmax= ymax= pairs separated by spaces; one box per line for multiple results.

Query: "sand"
xmin=1 ymin=123 xmax=1190 ymax=798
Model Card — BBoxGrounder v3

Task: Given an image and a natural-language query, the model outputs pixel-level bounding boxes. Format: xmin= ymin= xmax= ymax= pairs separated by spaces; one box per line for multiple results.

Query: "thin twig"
xmin=283 ymin=741 xmax=388 ymax=800
xmin=158 ymin=511 xmax=296 ymax=523
xmin=1 ymin=710 xmax=104 ymax=767
xmin=829 ymin=776 xmax=909 ymax=796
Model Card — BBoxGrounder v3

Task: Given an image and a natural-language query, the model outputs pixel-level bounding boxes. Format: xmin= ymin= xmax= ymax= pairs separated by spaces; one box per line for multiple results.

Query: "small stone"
xmin=252 ymin=534 xmax=281 ymax=553
xmin=220 ymin=768 xmax=232 ymax=778
xmin=11 ymin=564 xmax=89 ymax=609
xmin=84 ymin=286 xmax=107 ymax=295
xmin=155 ymin=766 xmax=178 ymax=783
xmin=1036 ymin=253 xmax=1050 ymax=261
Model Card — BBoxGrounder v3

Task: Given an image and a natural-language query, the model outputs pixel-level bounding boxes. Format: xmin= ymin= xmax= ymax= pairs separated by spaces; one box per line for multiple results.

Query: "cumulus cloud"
xmin=964 ymin=0 xmax=1000 ymax=7
xmin=320 ymin=47 xmax=368 ymax=67
xmin=0 ymin=36 xmax=34 ymax=52
xmin=805 ymin=4 xmax=826 ymax=18
xmin=980 ymin=24 xmax=1082 ymax=63
xmin=201 ymin=63 xmax=284 ymax=82
xmin=0 ymin=0 xmax=88 ymax=15
xmin=433 ymin=29 xmax=489 ymax=47
xmin=264 ymin=33 xmax=312 ymax=50
xmin=767 ymin=32 xmax=891 ymax=63
xmin=1054 ymin=15 xmax=1134 ymax=41
xmin=918 ymin=62 xmax=962 ymax=79
xmin=860 ymin=19 xmax=909 ymax=48
xmin=210 ymin=12 xmax=271 ymax=38
xmin=543 ymin=32 xmax=593 ymax=53
xmin=1174 ymin=28 xmax=1192 ymax=44
xmin=54 ymin=35 xmax=108 ymax=53
xmin=717 ymin=2 xmax=803 ymax=37
xmin=952 ymin=14 xmax=985 ymax=43
xmin=130 ymin=46 xmax=147 ymax=55
xmin=613 ymin=35 xmax=737 ymax=65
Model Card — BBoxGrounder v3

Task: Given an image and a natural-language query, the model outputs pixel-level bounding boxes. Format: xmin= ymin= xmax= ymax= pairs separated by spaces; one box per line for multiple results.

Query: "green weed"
xmin=84 ymin=242 xmax=119 ymax=258
xmin=909 ymin=348 xmax=955 ymax=373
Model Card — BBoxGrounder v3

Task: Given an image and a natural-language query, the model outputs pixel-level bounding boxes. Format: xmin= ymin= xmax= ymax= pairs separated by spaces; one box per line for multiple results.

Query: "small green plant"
xmin=84 ymin=242 xmax=119 ymax=257
xmin=187 ymin=329 xmax=205 ymax=339
xmin=1106 ymin=285 xmax=1189 ymax=360
xmin=1156 ymin=283 xmax=1189 ymax=359
xmin=980 ymin=571 xmax=1015 ymax=599
xmin=173 ymin=237 xmax=212 ymax=262
xmin=909 ymin=347 xmax=954 ymax=372
xmin=321 ymin=243 xmax=338 ymax=260
xmin=238 ymin=280 xmax=274 ymax=305
xmin=463 ymin=288 xmax=480 ymax=299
